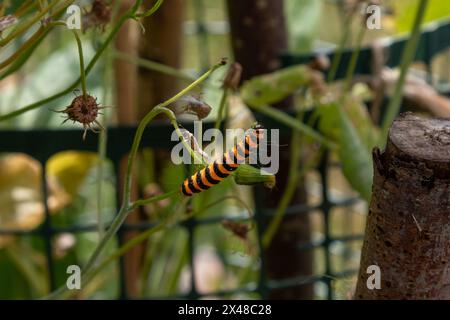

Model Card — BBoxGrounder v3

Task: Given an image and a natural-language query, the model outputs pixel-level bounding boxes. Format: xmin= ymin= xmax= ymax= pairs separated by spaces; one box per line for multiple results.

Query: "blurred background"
xmin=1 ymin=0 xmax=450 ymax=300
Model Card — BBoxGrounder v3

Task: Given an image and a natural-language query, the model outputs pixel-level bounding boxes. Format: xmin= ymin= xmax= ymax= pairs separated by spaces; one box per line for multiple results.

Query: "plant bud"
xmin=172 ymin=96 xmax=212 ymax=120
xmin=223 ymin=62 xmax=243 ymax=90
xmin=233 ymin=164 xmax=276 ymax=189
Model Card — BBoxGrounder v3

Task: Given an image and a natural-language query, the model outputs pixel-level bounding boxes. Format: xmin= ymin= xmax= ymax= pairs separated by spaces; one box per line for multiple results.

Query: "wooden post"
xmin=113 ymin=0 xmax=141 ymax=298
xmin=227 ymin=0 xmax=313 ymax=299
xmin=355 ymin=113 xmax=450 ymax=299
xmin=138 ymin=0 xmax=185 ymax=118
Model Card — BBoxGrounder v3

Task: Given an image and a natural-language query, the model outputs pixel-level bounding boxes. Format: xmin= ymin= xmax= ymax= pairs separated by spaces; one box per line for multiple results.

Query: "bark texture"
xmin=355 ymin=113 xmax=450 ymax=299
xmin=227 ymin=0 xmax=313 ymax=299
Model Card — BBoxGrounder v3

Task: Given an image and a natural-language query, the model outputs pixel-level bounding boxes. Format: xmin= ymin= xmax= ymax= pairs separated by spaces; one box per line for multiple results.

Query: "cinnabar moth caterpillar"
xmin=181 ymin=125 xmax=264 ymax=196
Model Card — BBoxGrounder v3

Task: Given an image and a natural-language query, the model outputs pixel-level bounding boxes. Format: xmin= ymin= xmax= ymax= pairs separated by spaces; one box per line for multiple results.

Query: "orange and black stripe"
xmin=181 ymin=126 xmax=264 ymax=196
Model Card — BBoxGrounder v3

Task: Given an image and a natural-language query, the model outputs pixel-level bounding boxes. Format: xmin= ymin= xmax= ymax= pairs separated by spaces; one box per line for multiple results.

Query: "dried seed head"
xmin=66 ymin=94 xmax=99 ymax=124
xmin=56 ymin=94 xmax=104 ymax=140
xmin=83 ymin=0 xmax=112 ymax=32
xmin=223 ymin=62 xmax=243 ymax=90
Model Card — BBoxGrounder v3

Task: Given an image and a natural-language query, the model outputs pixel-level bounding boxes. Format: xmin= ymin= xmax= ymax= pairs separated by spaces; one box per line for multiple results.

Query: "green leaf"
xmin=392 ymin=0 xmax=450 ymax=33
xmin=240 ymin=65 xmax=315 ymax=107
xmin=285 ymin=0 xmax=323 ymax=53
xmin=338 ymin=108 xmax=373 ymax=202
xmin=317 ymin=97 xmax=380 ymax=152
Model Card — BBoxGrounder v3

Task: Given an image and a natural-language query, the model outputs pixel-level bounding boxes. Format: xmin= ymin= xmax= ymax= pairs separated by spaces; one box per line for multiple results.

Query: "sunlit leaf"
xmin=390 ymin=0 xmax=450 ymax=33
xmin=240 ymin=65 xmax=318 ymax=107
xmin=338 ymin=108 xmax=373 ymax=202
xmin=46 ymin=151 xmax=99 ymax=199
xmin=286 ymin=0 xmax=323 ymax=53
xmin=317 ymin=96 xmax=380 ymax=151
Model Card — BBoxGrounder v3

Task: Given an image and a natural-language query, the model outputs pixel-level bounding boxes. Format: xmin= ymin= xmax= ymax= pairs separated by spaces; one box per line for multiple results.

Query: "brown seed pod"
xmin=172 ymin=95 xmax=212 ymax=120
xmin=56 ymin=94 xmax=105 ymax=140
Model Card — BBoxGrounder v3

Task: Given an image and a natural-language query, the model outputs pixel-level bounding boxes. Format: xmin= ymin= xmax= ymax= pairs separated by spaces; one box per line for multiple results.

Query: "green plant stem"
xmin=165 ymin=240 xmax=189 ymax=294
xmin=381 ymin=0 xmax=429 ymax=141
xmin=214 ymin=87 xmax=229 ymax=130
xmin=96 ymin=130 xmax=107 ymax=239
xmin=343 ymin=24 xmax=366 ymax=93
xmin=14 ymin=0 xmax=36 ymax=18
xmin=6 ymin=245 xmax=46 ymax=296
xmin=0 ymin=3 xmax=138 ymax=122
xmin=96 ymin=37 xmax=115 ymax=239
xmin=135 ymin=0 xmax=164 ymax=18
xmin=0 ymin=26 xmax=48 ymax=70
xmin=0 ymin=1 xmax=74 ymax=71
xmin=34 ymin=21 xmax=88 ymax=97
xmin=71 ymin=29 xmax=87 ymax=97
xmin=327 ymin=12 xmax=353 ymax=83
xmin=38 ymin=0 xmax=45 ymax=12
xmin=130 ymin=190 xmax=179 ymax=210
xmin=0 ymin=0 xmax=64 ymax=47
xmin=262 ymin=116 xmax=302 ymax=247
xmin=113 ymin=51 xmax=196 ymax=82
xmin=251 ymin=104 xmax=337 ymax=150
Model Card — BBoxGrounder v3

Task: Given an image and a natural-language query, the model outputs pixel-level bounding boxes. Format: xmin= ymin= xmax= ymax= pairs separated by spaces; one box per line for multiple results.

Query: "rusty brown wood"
xmin=355 ymin=113 xmax=450 ymax=299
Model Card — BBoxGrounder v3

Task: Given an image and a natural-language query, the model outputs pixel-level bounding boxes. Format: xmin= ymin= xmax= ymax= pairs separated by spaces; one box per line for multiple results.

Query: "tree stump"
xmin=355 ymin=113 xmax=450 ymax=299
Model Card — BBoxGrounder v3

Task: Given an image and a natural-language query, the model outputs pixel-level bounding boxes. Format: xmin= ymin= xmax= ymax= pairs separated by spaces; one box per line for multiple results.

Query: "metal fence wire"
xmin=1 ymin=4 xmax=450 ymax=300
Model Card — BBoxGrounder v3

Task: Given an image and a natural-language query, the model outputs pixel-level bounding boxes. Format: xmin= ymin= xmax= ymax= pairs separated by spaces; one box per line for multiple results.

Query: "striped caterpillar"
xmin=181 ymin=125 xmax=264 ymax=196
